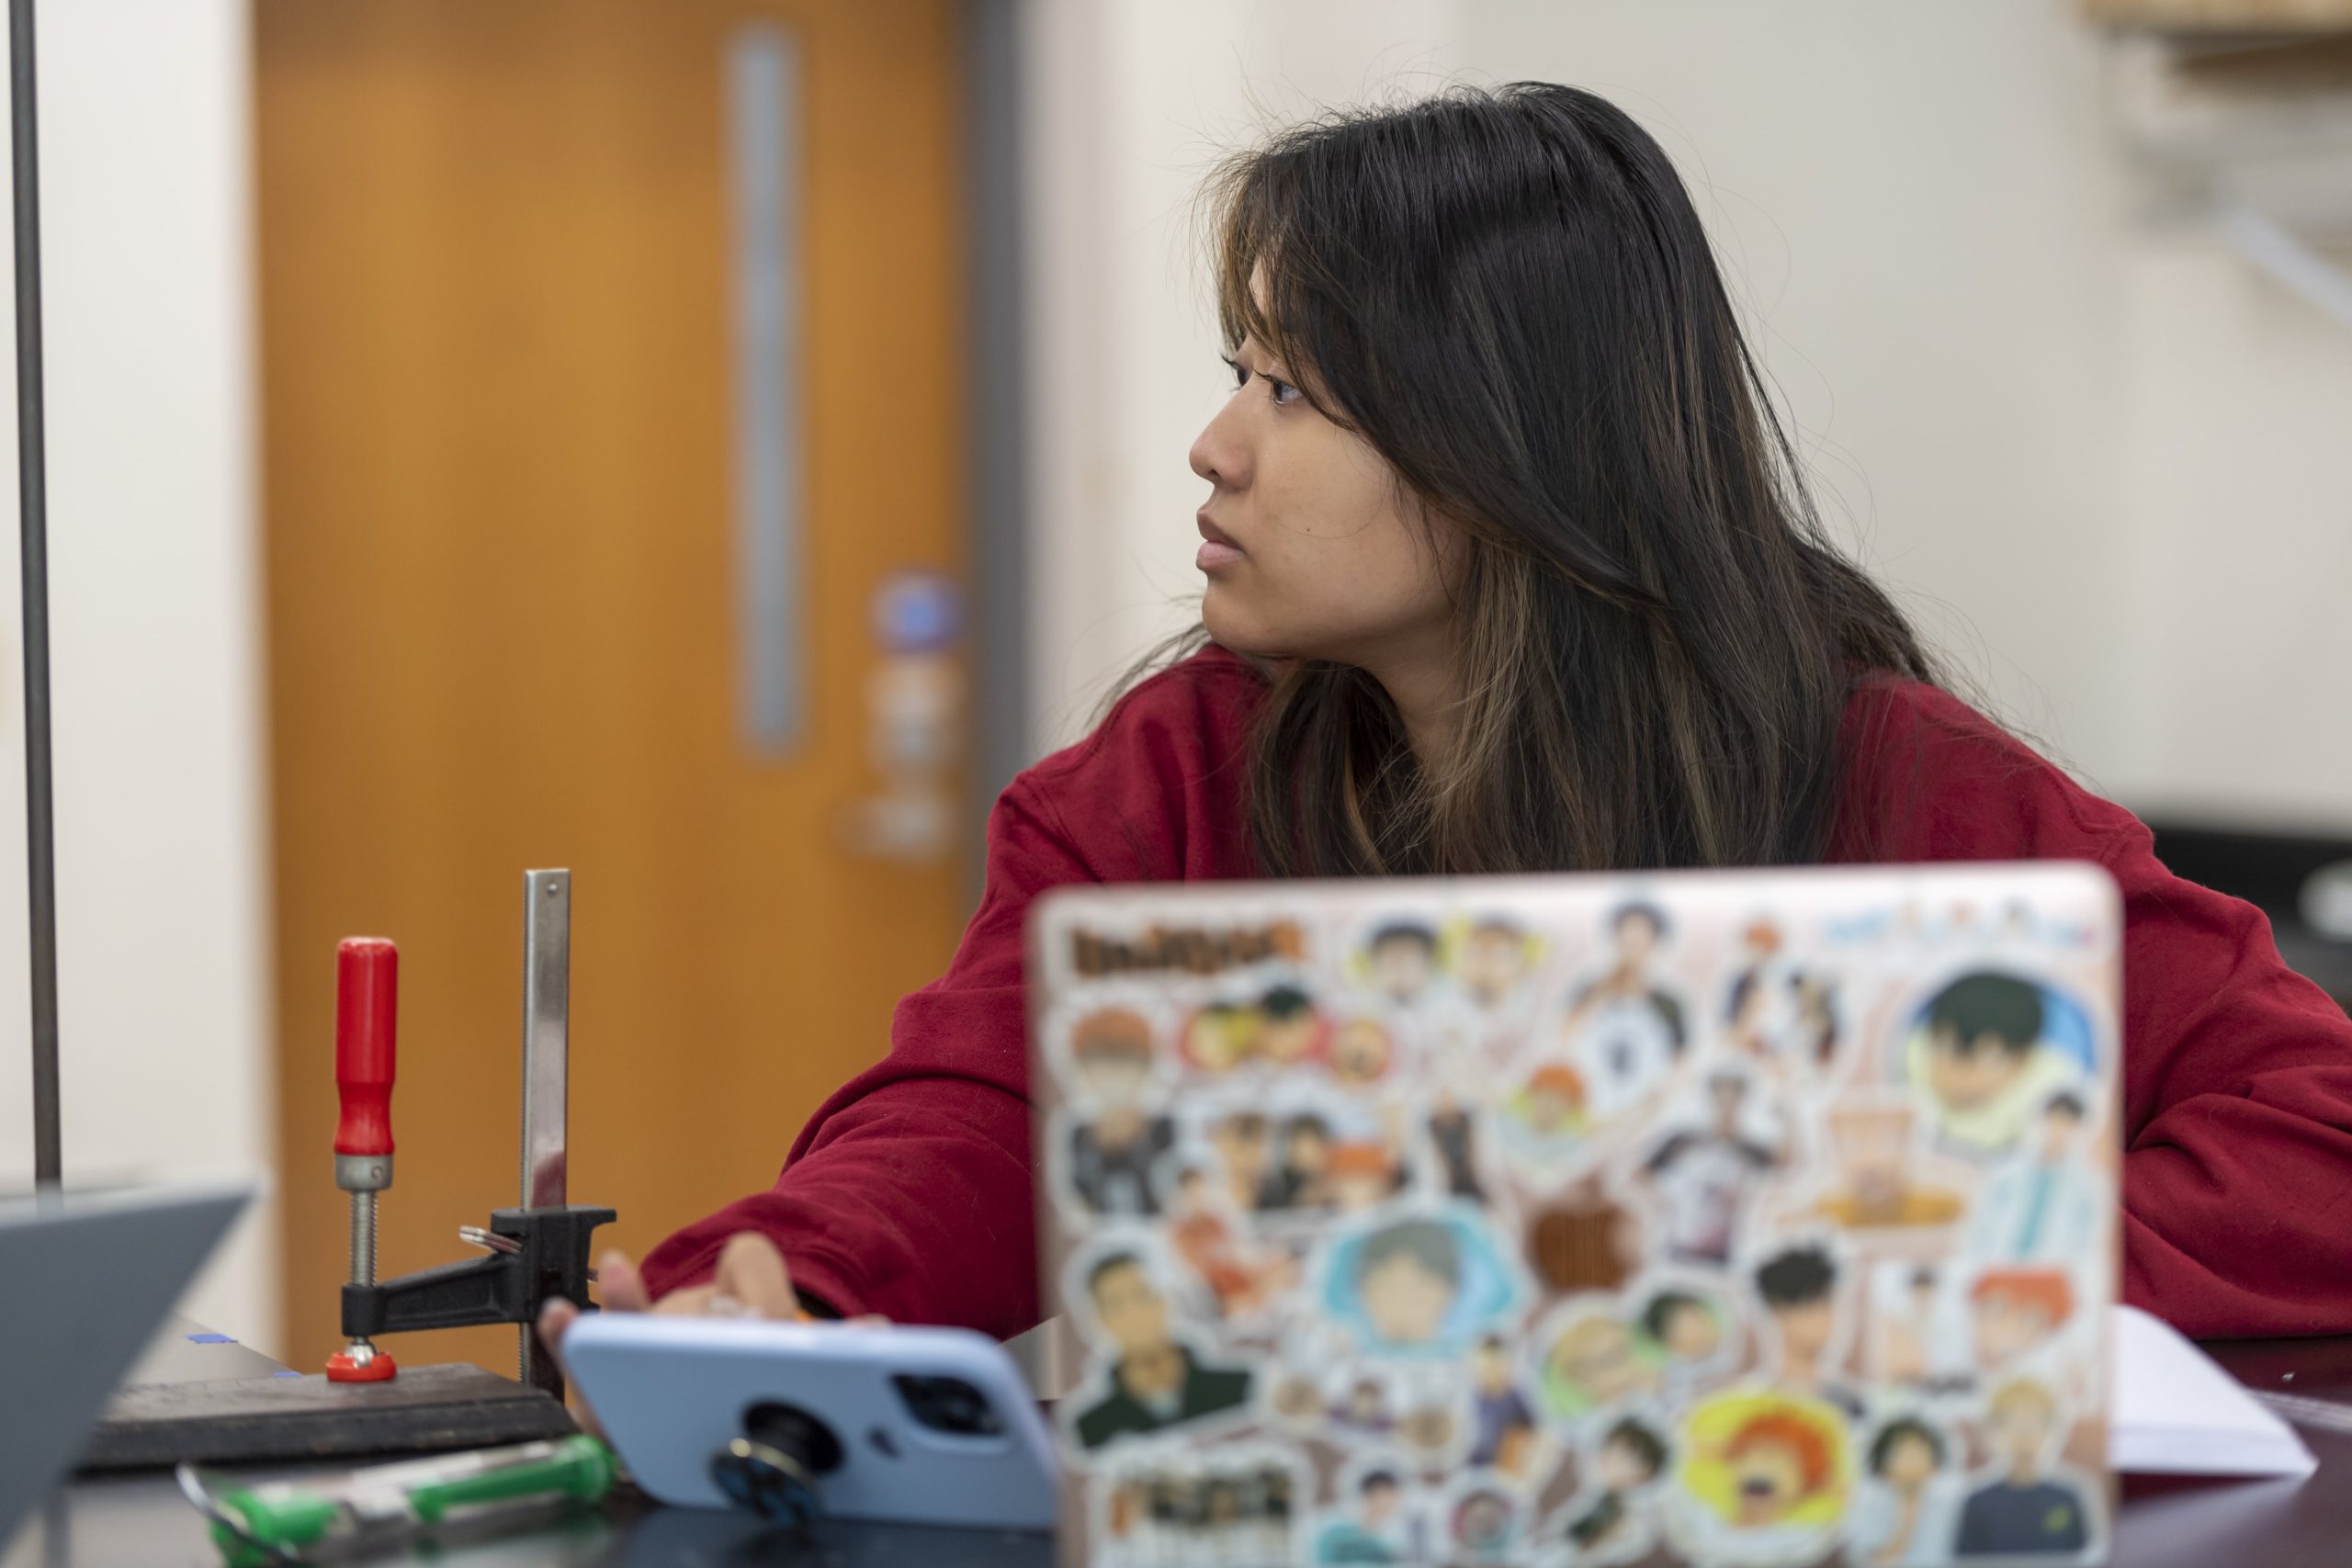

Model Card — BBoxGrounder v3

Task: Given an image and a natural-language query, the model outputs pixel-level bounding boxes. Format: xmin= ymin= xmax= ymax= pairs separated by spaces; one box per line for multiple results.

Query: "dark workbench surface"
xmin=11 ymin=1324 xmax=2352 ymax=1566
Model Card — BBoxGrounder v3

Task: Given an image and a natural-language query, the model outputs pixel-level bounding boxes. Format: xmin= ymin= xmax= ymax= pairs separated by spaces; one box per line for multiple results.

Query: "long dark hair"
xmin=1199 ymin=83 xmax=1938 ymax=877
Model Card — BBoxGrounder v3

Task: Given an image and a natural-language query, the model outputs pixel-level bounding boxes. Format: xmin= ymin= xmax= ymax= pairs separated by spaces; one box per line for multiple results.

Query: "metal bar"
xmin=519 ymin=870 xmax=571 ymax=1211
xmin=726 ymin=23 xmax=805 ymax=756
xmin=10 ymin=0 xmax=60 ymax=1189
xmin=519 ymin=870 xmax=571 ymax=1394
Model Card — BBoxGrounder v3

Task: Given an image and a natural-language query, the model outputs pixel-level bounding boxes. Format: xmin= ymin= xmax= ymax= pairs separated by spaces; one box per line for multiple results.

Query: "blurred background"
xmin=0 ymin=0 xmax=2346 ymax=1374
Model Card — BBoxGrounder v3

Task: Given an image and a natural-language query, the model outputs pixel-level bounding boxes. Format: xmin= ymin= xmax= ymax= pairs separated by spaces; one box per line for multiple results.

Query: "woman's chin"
xmin=1201 ymin=592 xmax=1309 ymax=666
xmin=1199 ymin=592 xmax=1261 ymax=654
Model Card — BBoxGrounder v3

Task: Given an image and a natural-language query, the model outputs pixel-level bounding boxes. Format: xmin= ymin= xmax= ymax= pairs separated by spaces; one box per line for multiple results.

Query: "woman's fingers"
xmin=712 ymin=1232 xmax=799 ymax=1319
xmin=531 ymin=1296 xmax=608 ymax=1438
xmin=598 ymin=1249 xmax=651 ymax=1314
xmin=535 ymin=1295 xmax=580 ymax=1360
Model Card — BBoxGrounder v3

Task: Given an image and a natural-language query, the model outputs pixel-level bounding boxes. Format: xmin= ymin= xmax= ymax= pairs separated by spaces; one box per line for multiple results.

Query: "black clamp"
xmin=340 ymin=1204 xmax=615 ymax=1378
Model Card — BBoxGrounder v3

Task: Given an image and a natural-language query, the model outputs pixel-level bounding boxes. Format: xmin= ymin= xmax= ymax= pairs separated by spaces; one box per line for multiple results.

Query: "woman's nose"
xmin=1190 ymin=398 xmax=1249 ymax=490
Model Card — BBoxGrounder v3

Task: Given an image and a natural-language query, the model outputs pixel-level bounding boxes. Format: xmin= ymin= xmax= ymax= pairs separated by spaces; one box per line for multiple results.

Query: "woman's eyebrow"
xmin=1227 ymin=339 xmax=1264 ymax=370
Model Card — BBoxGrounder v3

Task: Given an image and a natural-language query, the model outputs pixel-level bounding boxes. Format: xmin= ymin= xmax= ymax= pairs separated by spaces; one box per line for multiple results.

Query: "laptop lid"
xmin=0 ymin=1180 xmax=253 ymax=1549
xmin=1029 ymin=863 xmax=2120 ymax=1568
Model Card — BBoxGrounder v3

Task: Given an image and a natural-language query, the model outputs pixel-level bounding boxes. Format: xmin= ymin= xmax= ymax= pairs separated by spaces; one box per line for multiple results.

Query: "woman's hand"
xmin=535 ymin=1231 xmax=808 ymax=1432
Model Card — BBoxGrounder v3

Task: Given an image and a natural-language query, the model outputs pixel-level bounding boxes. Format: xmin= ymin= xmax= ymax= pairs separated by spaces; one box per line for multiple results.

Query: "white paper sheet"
xmin=2111 ymin=1303 xmax=2319 ymax=1477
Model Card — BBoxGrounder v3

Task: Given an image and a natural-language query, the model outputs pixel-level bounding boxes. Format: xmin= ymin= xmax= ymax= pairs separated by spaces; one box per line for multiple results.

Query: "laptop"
xmin=0 ymin=1180 xmax=253 ymax=1551
xmin=1028 ymin=863 xmax=2119 ymax=1567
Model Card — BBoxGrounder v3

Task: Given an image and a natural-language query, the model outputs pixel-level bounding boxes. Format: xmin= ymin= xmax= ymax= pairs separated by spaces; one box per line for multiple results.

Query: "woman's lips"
xmin=1197 ymin=513 xmax=1245 ymax=572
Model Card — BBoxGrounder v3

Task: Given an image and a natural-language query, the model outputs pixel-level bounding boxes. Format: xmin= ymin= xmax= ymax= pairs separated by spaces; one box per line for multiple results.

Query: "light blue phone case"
xmin=563 ymin=1314 xmax=1060 ymax=1531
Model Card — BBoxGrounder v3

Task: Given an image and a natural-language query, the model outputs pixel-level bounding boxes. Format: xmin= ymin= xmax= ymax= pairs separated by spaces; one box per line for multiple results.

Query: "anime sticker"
xmin=1672 ymin=1386 xmax=1854 ymax=1565
xmin=1901 ymin=967 xmax=2100 ymax=1157
xmin=1542 ymin=1414 xmax=1674 ymax=1564
xmin=1319 ymin=1207 xmax=1522 ymax=1358
xmin=1095 ymin=1444 xmax=1306 ymax=1568
xmin=1032 ymin=865 xmax=2119 ymax=1568
xmin=1063 ymin=1242 xmax=1256 ymax=1453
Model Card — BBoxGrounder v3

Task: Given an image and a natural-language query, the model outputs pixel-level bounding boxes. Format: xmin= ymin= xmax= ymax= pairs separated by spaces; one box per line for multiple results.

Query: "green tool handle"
xmin=408 ymin=1434 xmax=615 ymax=1522
xmin=209 ymin=1435 xmax=616 ymax=1563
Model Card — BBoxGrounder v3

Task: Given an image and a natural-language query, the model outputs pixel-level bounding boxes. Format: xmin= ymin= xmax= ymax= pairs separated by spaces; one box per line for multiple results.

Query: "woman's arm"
xmin=637 ymin=782 xmax=1093 ymax=1338
xmin=1844 ymin=677 xmax=2352 ymax=1337
xmin=2106 ymin=822 xmax=2352 ymax=1337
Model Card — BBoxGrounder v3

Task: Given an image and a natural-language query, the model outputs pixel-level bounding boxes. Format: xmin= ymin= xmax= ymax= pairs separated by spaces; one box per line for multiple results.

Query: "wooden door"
xmin=257 ymin=0 xmax=969 ymax=1375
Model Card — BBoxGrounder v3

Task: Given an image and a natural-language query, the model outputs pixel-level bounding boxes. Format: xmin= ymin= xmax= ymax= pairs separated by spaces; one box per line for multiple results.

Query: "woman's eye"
xmin=1266 ymin=376 xmax=1301 ymax=407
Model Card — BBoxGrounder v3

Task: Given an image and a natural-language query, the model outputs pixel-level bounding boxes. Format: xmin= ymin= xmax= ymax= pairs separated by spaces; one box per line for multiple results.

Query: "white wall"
xmin=0 ymin=1 xmax=274 ymax=1349
xmin=1020 ymin=0 xmax=2352 ymax=832
xmin=1020 ymin=0 xmax=1468 ymax=746
xmin=2113 ymin=232 xmax=2352 ymax=827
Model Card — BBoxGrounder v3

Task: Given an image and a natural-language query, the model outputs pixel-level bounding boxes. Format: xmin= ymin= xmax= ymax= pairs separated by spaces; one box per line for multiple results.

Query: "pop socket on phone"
xmin=708 ymin=1402 xmax=843 ymax=1533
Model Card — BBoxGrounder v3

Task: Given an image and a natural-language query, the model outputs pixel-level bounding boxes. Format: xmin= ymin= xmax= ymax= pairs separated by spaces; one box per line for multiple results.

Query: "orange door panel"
xmin=258 ymin=0 xmax=967 ymax=1374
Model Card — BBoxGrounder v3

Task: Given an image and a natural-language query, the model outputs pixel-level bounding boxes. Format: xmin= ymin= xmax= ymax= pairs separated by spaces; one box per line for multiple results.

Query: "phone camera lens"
xmin=892 ymin=1374 xmax=1003 ymax=1437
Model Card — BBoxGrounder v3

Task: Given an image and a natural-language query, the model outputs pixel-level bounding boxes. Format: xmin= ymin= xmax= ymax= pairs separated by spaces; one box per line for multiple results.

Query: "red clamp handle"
xmin=334 ymin=938 xmax=398 ymax=1158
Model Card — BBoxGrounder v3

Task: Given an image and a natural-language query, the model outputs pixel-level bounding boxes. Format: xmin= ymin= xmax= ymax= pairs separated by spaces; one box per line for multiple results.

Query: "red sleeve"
xmin=2102 ymin=820 xmax=2352 ymax=1337
xmin=1841 ymin=679 xmax=2352 ymax=1337
xmin=639 ymin=649 xmax=1262 ymax=1335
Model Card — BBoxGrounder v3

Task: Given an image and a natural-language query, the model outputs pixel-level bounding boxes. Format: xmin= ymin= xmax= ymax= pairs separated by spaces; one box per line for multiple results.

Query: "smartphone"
xmin=562 ymin=1314 xmax=1059 ymax=1531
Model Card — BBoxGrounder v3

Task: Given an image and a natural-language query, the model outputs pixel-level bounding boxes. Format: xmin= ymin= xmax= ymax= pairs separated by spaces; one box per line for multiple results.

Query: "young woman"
xmin=542 ymin=84 xmax=2352 ymax=1360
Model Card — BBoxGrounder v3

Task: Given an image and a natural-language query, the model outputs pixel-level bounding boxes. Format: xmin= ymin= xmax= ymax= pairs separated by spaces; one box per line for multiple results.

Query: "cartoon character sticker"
xmin=1268 ymin=1348 xmax=1472 ymax=1468
xmin=1097 ymin=1445 xmax=1304 ymax=1568
xmin=1723 ymin=917 xmax=1843 ymax=1079
xmin=1212 ymin=1094 xmax=1411 ymax=1220
xmin=1953 ymin=1379 xmax=2098 ymax=1559
xmin=1560 ymin=901 xmax=1690 ymax=1117
xmin=1549 ymin=1415 xmax=1673 ymax=1565
xmin=1451 ymin=914 xmax=1546 ymax=1014
xmin=1310 ymin=1456 xmax=1430 ymax=1565
xmin=1673 ymin=1389 xmax=1853 ymax=1567
xmin=1751 ymin=1242 xmax=1866 ymax=1418
xmin=1426 ymin=1088 xmax=1493 ymax=1203
xmin=1967 ymin=1266 xmax=2078 ymax=1382
xmin=1904 ymin=970 xmax=2096 ymax=1156
xmin=1356 ymin=918 xmax=1443 ymax=1009
xmin=1813 ymin=1100 xmax=1963 ymax=1231
xmin=1867 ymin=1262 xmax=1973 ymax=1399
xmin=1442 ymin=1474 xmax=1523 ymax=1564
xmin=1065 ymin=1245 xmax=1256 ymax=1454
xmin=1631 ymin=1281 xmax=1739 ymax=1401
xmin=1329 ymin=1012 xmax=1404 ymax=1090
xmin=1320 ymin=1207 xmax=1521 ymax=1358
xmin=1055 ymin=1004 xmax=1178 ymax=1219
xmin=1179 ymin=981 xmax=1330 ymax=1076
xmin=1962 ymin=1089 xmax=2105 ymax=1264
xmin=1533 ymin=1302 xmax=1661 ymax=1422
xmin=1497 ymin=1058 xmax=1594 ymax=1173
xmin=1849 ymin=1415 xmax=1964 ymax=1567
xmin=1163 ymin=1161 xmax=1300 ymax=1322
xmin=1465 ymin=1333 xmax=1543 ymax=1477
xmin=1637 ymin=1070 xmax=1785 ymax=1269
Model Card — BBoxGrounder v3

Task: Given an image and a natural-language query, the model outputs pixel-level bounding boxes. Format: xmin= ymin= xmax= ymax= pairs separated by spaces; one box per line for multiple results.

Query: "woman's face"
xmin=1189 ymin=319 xmax=1459 ymax=671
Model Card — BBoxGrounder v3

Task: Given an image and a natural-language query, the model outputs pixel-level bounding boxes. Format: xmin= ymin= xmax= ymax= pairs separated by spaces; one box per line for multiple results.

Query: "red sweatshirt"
xmin=642 ymin=646 xmax=2352 ymax=1338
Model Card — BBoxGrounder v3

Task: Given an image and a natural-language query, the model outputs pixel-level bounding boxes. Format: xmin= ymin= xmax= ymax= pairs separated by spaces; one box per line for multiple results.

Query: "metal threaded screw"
xmin=350 ymin=1190 xmax=377 ymax=1289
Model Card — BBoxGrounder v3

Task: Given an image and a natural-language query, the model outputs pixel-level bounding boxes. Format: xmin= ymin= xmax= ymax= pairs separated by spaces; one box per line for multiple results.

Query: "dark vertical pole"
xmin=9 ymin=0 xmax=59 ymax=1190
